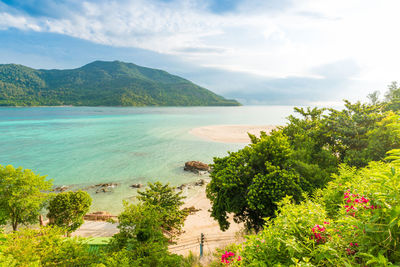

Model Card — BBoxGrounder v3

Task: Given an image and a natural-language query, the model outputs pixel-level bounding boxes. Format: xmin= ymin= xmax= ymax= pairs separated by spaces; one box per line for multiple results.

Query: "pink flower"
xmin=237 ymin=256 xmax=242 ymax=261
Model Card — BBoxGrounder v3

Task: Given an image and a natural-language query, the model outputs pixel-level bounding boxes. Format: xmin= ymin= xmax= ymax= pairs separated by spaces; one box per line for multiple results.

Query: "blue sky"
xmin=0 ymin=0 xmax=399 ymax=105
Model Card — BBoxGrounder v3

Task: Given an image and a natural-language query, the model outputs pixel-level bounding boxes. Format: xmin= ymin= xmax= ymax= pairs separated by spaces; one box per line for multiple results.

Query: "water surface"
xmin=0 ymin=106 xmax=293 ymax=212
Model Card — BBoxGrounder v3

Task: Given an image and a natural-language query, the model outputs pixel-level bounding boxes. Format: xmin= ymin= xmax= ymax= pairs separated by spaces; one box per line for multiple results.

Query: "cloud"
xmin=0 ymin=0 xmax=399 ymax=104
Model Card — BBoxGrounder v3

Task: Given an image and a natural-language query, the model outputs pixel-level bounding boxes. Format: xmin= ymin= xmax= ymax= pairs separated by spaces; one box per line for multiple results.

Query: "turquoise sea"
xmin=0 ymin=106 xmax=294 ymax=213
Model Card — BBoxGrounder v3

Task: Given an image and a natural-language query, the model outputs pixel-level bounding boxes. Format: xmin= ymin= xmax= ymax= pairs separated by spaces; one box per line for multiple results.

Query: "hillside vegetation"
xmin=0 ymin=61 xmax=240 ymax=106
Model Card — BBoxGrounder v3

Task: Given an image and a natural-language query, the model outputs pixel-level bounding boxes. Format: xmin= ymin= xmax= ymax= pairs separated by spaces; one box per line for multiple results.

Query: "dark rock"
xmin=184 ymin=161 xmax=210 ymax=174
xmin=130 ymin=183 xmax=143 ymax=188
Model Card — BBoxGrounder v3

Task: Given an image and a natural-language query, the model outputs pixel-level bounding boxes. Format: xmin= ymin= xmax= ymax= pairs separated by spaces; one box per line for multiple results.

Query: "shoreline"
xmin=190 ymin=124 xmax=277 ymax=143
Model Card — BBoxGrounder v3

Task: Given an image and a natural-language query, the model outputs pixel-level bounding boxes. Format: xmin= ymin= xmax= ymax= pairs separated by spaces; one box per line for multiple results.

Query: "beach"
xmin=190 ymin=124 xmax=277 ymax=143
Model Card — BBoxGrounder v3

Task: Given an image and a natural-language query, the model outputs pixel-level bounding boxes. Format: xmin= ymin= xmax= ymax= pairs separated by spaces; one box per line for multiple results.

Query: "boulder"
xmin=184 ymin=161 xmax=210 ymax=174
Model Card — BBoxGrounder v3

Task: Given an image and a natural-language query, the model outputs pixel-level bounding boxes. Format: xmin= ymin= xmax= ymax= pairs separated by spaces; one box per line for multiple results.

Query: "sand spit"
xmin=190 ymin=124 xmax=277 ymax=143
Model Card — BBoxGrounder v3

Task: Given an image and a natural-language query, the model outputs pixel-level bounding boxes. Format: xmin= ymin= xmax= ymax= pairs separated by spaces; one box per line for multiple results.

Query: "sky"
xmin=0 ymin=0 xmax=399 ymax=105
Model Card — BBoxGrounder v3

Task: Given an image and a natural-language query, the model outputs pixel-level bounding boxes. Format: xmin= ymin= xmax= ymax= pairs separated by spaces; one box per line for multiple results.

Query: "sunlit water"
xmin=0 ymin=106 xmax=294 ymax=213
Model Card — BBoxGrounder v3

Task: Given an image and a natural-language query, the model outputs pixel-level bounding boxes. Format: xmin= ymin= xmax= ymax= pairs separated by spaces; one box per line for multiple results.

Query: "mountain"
xmin=0 ymin=61 xmax=240 ymax=106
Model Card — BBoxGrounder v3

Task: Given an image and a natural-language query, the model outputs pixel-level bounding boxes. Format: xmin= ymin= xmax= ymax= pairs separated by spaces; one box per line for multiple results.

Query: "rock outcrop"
xmin=184 ymin=161 xmax=210 ymax=174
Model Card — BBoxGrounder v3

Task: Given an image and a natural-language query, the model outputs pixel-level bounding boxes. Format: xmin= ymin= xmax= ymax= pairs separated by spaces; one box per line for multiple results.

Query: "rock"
xmin=130 ymin=183 xmax=143 ymax=188
xmin=96 ymin=187 xmax=112 ymax=194
xmin=194 ymin=179 xmax=206 ymax=186
xmin=89 ymin=183 xmax=119 ymax=193
xmin=177 ymin=183 xmax=188 ymax=190
xmin=95 ymin=183 xmax=118 ymax=188
xmin=54 ymin=185 xmax=69 ymax=192
xmin=182 ymin=206 xmax=201 ymax=215
xmin=184 ymin=161 xmax=210 ymax=174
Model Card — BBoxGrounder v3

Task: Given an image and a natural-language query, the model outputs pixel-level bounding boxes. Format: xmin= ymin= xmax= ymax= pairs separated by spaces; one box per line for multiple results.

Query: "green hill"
xmin=0 ymin=61 xmax=240 ymax=106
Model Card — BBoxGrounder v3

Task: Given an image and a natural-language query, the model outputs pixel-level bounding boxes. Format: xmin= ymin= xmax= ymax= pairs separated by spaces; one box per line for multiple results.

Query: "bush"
xmin=107 ymin=201 xmax=183 ymax=267
xmin=233 ymin=150 xmax=400 ymax=266
xmin=0 ymin=226 xmax=101 ymax=266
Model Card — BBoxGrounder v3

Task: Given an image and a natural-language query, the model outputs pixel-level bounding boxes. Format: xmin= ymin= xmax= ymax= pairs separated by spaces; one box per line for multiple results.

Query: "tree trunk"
xmin=12 ymin=221 xmax=18 ymax=231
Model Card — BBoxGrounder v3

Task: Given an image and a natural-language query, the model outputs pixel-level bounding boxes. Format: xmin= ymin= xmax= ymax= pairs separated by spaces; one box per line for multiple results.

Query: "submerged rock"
xmin=184 ymin=161 xmax=210 ymax=174
xmin=53 ymin=185 xmax=70 ymax=192
xmin=88 ymin=183 xmax=119 ymax=193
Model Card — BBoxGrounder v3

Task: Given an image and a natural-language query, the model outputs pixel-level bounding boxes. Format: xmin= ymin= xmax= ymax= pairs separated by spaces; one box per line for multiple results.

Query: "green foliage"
xmin=0 ymin=61 xmax=240 ymax=106
xmin=47 ymin=190 xmax=92 ymax=235
xmin=384 ymin=81 xmax=400 ymax=111
xmin=137 ymin=182 xmax=188 ymax=236
xmin=324 ymin=100 xmax=390 ymax=167
xmin=233 ymin=150 xmax=400 ymax=266
xmin=208 ymin=88 xmax=400 ymax=232
xmin=283 ymin=107 xmax=338 ymax=190
xmin=0 ymin=226 xmax=101 ymax=266
xmin=107 ymin=201 xmax=183 ymax=266
xmin=207 ymin=131 xmax=304 ymax=232
xmin=0 ymin=164 xmax=52 ymax=230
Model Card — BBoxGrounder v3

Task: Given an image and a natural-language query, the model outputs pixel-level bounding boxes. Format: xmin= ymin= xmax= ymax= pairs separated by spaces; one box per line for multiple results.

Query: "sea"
xmin=0 ymin=106 xmax=295 ymax=213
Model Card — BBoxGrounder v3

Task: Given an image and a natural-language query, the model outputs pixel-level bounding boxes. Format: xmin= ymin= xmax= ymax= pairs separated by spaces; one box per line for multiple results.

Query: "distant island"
xmin=0 ymin=60 xmax=240 ymax=106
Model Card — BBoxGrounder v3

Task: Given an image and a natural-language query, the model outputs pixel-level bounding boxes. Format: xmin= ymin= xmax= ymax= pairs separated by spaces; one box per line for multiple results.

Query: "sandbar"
xmin=190 ymin=124 xmax=277 ymax=143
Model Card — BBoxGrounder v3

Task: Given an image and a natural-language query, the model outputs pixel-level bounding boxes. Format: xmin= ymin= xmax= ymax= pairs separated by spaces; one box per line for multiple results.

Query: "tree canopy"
xmin=137 ymin=182 xmax=188 ymax=236
xmin=47 ymin=190 xmax=92 ymax=235
xmin=0 ymin=165 xmax=52 ymax=231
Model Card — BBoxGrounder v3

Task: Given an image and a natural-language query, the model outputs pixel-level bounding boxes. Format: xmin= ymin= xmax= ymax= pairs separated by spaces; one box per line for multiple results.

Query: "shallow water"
xmin=0 ymin=106 xmax=294 ymax=212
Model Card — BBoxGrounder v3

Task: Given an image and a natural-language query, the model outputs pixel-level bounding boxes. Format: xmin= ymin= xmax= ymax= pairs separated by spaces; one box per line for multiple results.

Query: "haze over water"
xmin=0 ymin=106 xmax=294 ymax=212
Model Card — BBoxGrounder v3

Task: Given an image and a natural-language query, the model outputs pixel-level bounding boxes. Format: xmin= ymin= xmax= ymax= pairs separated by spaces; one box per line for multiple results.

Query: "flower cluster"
xmin=221 ymin=251 xmax=241 ymax=264
xmin=311 ymin=223 xmax=328 ymax=243
xmin=343 ymin=190 xmax=378 ymax=216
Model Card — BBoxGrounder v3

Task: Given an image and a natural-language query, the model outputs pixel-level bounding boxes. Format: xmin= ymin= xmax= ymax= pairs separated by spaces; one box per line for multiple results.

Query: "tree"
xmin=137 ymin=182 xmax=188 ymax=237
xmin=47 ymin=190 xmax=92 ymax=235
xmin=206 ymin=131 xmax=304 ymax=232
xmin=282 ymin=107 xmax=338 ymax=190
xmin=324 ymin=100 xmax=398 ymax=167
xmin=107 ymin=201 xmax=182 ymax=267
xmin=0 ymin=165 xmax=52 ymax=230
xmin=367 ymin=90 xmax=380 ymax=105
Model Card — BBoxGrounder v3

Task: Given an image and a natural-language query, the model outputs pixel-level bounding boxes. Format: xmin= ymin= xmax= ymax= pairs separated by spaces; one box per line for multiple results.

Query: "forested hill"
xmin=0 ymin=61 xmax=240 ymax=106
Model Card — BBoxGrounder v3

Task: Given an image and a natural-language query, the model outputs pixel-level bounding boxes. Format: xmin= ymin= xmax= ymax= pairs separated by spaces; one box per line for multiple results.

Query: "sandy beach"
xmin=190 ymin=125 xmax=277 ymax=143
xmin=169 ymin=184 xmax=244 ymax=256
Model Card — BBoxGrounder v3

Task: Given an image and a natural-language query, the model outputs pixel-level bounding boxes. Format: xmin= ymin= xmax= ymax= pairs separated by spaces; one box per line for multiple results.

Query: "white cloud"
xmin=0 ymin=0 xmax=399 ymax=101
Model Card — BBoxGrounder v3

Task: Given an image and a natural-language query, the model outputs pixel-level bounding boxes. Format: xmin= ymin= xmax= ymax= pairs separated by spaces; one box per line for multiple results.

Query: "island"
xmin=0 ymin=60 xmax=240 ymax=107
